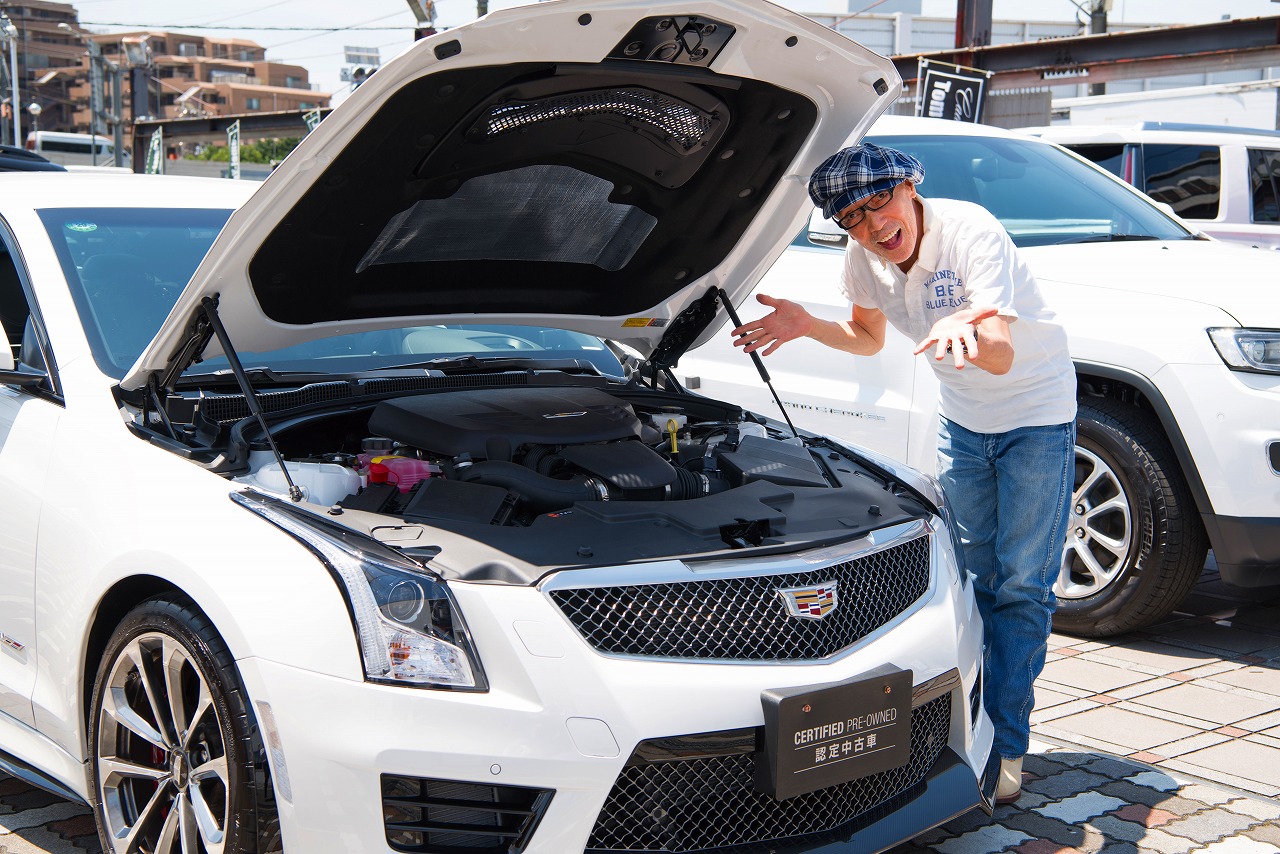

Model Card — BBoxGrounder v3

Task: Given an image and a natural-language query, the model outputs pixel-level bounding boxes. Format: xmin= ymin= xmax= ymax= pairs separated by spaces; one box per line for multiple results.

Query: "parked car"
xmin=681 ymin=115 xmax=1280 ymax=639
xmin=0 ymin=143 xmax=66 ymax=172
xmin=0 ymin=4 xmax=991 ymax=854
xmin=25 ymin=130 xmax=128 ymax=168
xmin=1027 ymin=121 xmax=1280 ymax=249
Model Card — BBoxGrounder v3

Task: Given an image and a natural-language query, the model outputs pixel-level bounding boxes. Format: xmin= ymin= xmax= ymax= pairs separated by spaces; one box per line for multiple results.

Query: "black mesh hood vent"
xmin=478 ymin=87 xmax=717 ymax=153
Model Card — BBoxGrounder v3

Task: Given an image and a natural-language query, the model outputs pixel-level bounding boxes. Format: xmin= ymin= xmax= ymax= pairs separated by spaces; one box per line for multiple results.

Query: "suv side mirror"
xmin=806 ymin=208 xmax=847 ymax=249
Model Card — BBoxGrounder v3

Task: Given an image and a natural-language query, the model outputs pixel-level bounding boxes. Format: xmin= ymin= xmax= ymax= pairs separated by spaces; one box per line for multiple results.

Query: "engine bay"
xmin=176 ymin=382 xmax=930 ymax=578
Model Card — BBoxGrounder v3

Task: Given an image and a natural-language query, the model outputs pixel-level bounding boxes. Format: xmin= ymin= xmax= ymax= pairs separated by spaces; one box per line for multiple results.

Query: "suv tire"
xmin=1053 ymin=397 xmax=1208 ymax=637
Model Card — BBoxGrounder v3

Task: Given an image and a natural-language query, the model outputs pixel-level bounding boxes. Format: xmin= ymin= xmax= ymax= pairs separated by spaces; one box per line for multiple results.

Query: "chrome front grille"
xmin=549 ymin=535 xmax=930 ymax=661
xmin=586 ymin=693 xmax=951 ymax=852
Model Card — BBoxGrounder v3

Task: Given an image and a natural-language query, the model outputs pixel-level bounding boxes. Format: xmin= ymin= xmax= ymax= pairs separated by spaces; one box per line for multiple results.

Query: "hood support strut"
xmin=192 ymin=296 xmax=303 ymax=502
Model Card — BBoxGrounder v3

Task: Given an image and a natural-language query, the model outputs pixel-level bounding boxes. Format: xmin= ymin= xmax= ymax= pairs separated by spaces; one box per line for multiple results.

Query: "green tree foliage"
xmin=193 ymin=137 xmax=301 ymax=164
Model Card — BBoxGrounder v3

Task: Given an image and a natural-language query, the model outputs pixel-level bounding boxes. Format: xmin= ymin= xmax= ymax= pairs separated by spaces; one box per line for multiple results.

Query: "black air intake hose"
xmin=457 ymin=461 xmax=612 ymax=513
xmin=667 ymin=466 xmax=730 ymax=500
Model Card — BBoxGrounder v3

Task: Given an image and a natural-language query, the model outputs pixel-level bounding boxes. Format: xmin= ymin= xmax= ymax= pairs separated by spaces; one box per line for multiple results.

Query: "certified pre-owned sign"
xmin=915 ymin=59 xmax=992 ymax=124
xmin=755 ymin=669 xmax=913 ymax=800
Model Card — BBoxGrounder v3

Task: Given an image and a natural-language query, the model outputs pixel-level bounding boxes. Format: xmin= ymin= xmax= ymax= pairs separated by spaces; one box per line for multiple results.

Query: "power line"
xmin=78 ymin=21 xmax=412 ymax=31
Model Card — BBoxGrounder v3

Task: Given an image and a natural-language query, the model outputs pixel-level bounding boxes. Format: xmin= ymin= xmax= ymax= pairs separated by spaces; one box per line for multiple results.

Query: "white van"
xmin=25 ymin=130 xmax=130 ymax=167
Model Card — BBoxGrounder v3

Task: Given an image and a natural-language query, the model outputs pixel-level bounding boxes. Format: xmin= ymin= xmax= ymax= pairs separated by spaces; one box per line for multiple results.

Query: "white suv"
xmin=682 ymin=115 xmax=1280 ymax=638
xmin=1029 ymin=122 xmax=1280 ymax=249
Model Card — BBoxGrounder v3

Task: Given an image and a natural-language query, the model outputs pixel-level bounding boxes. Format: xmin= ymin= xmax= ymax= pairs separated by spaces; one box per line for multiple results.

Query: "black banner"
xmin=915 ymin=59 xmax=992 ymax=124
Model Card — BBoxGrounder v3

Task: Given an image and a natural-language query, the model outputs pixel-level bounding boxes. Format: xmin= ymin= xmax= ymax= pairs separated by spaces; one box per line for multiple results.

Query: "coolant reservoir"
xmin=236 ymin=460 xmax=362 ymax=506
xmin=372 ymin=456 xmax=441 ymax=493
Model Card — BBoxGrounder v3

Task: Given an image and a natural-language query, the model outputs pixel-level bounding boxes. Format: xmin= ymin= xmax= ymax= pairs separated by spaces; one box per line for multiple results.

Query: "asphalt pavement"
xmin=3 ymin=555 xmax=1278 ymax=854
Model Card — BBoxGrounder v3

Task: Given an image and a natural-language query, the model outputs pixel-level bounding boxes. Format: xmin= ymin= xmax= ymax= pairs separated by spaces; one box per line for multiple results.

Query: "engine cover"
xmin=368 ymin=387 xmax=642 ymax=457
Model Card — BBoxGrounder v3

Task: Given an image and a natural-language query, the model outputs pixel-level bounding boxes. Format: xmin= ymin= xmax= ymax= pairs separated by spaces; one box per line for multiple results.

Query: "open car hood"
xmin=121 ymin=0 xmax=899 ymax=392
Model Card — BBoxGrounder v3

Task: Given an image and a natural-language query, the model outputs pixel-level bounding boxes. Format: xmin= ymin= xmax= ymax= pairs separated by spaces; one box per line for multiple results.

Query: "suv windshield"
xmin=39 ymin=207 xmax=624 ymax=380
xmin=869 ymin=134 xmax=1193 ymax=247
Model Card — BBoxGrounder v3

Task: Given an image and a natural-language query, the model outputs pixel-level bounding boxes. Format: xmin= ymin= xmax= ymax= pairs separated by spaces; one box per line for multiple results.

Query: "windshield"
xmin=868 ymin=133 xmax=1193 ymax=247
xmin=39 ymin=207 xmax=625 ymax=380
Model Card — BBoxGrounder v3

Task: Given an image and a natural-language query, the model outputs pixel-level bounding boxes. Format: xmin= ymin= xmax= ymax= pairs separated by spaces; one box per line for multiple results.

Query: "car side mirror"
xmin=806 ymin=208 xmax=847 ymax=249
xmin=0 ymin=316 xmax=47 ymax=387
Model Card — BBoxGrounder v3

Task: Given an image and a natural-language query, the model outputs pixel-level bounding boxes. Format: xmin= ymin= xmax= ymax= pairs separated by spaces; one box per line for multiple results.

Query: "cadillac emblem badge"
xmin=777 ymin=581 xmax=839 ymax=620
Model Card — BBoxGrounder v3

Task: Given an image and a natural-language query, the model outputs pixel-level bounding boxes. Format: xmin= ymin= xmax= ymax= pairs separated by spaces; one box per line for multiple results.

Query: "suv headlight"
xmin=1208 ymin=327 xmax=1280 ymax=374
xmin=233 ymin=490 xmax=485 ymax=690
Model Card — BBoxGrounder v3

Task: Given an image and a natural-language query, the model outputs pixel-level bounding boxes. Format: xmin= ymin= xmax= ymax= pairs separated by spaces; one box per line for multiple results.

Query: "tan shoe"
xmin=994 ymin=756 xmax=1023 ymax=805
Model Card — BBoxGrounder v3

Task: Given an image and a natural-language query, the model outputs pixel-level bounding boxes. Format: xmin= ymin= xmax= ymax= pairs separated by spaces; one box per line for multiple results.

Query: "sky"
xmin=66 ymin=0 xmax=1280 ymax=104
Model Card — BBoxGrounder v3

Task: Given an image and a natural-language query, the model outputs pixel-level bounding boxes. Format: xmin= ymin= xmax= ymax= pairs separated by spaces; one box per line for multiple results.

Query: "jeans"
xmin=937 ymin=417 xmax=1075 ymax=761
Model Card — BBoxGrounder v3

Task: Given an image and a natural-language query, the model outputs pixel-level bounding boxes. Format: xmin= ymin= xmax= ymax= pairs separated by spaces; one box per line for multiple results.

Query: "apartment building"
xmin=1 ymin=0 xmax=330 ymax=144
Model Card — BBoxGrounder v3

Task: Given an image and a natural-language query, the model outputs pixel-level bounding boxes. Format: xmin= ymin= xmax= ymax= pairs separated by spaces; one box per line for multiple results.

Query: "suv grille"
xmin=586 ymin=693 xmax=951 ymax=852
xmin=381 ymin=776 xmax=553 ymax=853
xmin=550 ymin=536 xmax=930 ymax=660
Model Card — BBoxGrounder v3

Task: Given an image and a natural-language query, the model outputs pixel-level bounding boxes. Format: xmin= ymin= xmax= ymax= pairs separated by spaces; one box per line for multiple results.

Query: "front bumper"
xmin=236 ymin=526 xmax=990 ymax=853
xmin=1203 ymin=514 xmax=1280 ymax=586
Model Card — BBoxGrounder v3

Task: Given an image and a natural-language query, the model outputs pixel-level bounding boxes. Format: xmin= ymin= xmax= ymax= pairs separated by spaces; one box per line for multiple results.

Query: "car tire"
xmin=1052 ymin=398 xmax=1208 ymax=638
xmin=88 ymin=596 xmax=279 ymax=854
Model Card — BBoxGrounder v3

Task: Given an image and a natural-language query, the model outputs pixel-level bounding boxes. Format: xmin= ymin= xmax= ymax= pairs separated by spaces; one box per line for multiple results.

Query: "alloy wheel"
xmin=96 ymin=631 xmax=229 ymax=854
xmin=1056 ymin=445 xmax=1134 ymax=600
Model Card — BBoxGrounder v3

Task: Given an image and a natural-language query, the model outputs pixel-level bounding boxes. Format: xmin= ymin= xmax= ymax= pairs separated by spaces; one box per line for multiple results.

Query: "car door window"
xmin=1141 ymin=143 xmax=1221 ymax=220
xmin=1247 ymin=148 xmax=1280 ymax=223
xmin=0 ymin=246 xmax=56 ymax=392
xmin=1066 ymin=143 xmax=1128 ymax=179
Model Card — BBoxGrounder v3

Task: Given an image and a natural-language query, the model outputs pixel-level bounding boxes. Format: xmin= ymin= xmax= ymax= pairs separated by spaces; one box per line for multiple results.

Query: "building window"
xmin=178 ymin=43 xmax=199 ymax=57
xmin=245 ymin=97 xmax=260 ymax=110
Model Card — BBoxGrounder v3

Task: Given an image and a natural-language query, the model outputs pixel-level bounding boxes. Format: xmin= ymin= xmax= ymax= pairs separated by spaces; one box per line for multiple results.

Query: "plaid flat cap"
xmin=808 ymin=143 xmax=925 ymax=220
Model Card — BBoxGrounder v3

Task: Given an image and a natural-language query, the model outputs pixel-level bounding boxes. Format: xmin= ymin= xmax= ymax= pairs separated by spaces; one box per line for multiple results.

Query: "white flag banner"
xmin=228 ymin=120 xmax=241 ymax=180
xmin=145 ymin=127 xmax=163 ymax=174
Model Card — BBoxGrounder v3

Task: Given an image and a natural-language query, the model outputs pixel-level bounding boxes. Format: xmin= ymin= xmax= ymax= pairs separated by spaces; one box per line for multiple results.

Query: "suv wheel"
xmin=1053 ymin=398 xmax=1208 ymax=637
xmin=89 ymin=596 xmax=274 ymax=854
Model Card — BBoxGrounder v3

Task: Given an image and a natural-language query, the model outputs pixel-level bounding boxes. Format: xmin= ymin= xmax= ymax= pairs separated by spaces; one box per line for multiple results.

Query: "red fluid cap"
xmin=369 ymin=462 xmax=390 ymax=484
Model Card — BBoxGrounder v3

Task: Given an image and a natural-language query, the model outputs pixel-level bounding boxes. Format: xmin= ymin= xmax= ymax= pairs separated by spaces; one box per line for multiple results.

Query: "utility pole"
xmin=1087 ymin=0 xmax=1112 ymax=96
xmin=0 ymin=13 xmax=19 ymax=147
xmin=404 ymin=0 xmax=439 ymax=36
xmin=955 ymin=0 xmax=993 ymax=51
xmin=59 ymin=24 xmax=124 ymax=167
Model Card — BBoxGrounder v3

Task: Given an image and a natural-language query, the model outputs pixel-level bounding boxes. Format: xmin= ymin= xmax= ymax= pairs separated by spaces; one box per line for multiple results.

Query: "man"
xmin=731 ymin=143 xmax=1076 ymax=805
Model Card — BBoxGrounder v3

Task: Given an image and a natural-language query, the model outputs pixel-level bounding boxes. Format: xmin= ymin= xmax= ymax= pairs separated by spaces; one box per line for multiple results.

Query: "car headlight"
xmin=1208 ymin=327 xmax=1280 ymax=374
xmin=232 ymin=490 xmax=485 ymax=691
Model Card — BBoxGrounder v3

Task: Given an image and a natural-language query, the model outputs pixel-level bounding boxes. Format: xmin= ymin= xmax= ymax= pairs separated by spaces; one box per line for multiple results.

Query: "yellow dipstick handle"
xmin=666 ymin=418 xmax=679 ymax=454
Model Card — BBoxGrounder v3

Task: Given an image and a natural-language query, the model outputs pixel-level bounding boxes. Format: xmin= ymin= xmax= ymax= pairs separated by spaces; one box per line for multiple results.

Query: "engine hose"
xmin=521 ymin=445 xmax=564 ymax=477
xmin=458 ymin=461 xmax=613 ymax=512
xmin=666 ymin=465 xmax=729 ymax=500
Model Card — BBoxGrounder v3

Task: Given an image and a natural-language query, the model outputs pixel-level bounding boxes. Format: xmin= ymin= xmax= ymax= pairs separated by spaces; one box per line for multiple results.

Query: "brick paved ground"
xmin=887 ymin=557 xmax=1280 ymax=854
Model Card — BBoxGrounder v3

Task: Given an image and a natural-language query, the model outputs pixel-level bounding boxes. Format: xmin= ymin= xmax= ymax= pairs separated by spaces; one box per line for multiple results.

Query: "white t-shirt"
xmin=840 ymin=197 xmax=1077 ymax=434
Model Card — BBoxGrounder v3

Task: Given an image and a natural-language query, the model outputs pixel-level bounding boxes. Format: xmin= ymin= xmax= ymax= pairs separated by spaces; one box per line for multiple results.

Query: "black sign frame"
xmin=915 ymin=59 xmax=992 ymax=124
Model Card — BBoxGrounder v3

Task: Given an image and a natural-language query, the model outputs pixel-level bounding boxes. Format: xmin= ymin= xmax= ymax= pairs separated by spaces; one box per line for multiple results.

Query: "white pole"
xmin=3 ymin=16 xmax=19 ymax=147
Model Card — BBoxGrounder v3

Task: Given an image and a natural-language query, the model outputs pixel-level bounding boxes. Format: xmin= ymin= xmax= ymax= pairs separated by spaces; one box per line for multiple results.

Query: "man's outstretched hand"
xmin=730 ymin=294 xmax=815 ymax=357
xmin=913 ymin=306 xmax=1003 ymax=370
